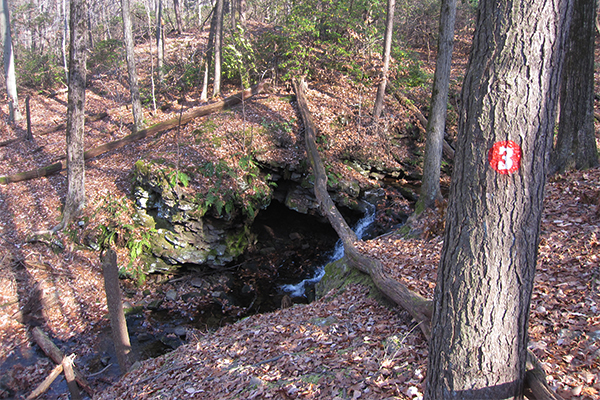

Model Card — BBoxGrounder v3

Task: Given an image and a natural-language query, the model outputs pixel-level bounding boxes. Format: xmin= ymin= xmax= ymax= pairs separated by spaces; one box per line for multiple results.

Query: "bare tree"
xmin=212 ymin=0 xmax=224 ymax=97
xmin=425 ymin=0 xmax=571 ymax=397
xmin=550 ymin=0 xmax=599 ymax=174
xmin=156 ymin=0 xmax=165 ymax=83
xmin=173 ymin=0 xmax=183 ymax=33
xmin=56 ymin=0 xmax=88 ymax=231
xmin=121 ymin=0 xmax=144 ymax=132
xmin=372 ymin=0 xmax=395 ymax=119
xmin=416 ymin=0 xmax=456 ymax=211
xmin=1 ymin=0 xmax=22 ymax=123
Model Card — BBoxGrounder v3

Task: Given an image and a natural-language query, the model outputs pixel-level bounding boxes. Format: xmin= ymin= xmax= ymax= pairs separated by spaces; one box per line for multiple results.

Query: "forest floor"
xmin=0 ymin=20 xmax=599 ymax=400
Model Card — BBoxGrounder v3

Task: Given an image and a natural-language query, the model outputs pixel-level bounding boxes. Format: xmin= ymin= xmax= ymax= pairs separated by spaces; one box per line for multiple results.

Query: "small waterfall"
xmin=281 ymin=203 xmax=376 ymax=298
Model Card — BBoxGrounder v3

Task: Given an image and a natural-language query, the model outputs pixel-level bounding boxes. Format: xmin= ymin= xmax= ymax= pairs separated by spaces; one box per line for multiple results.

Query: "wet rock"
xmin=181 ymin=292 xmax=203 ymax=302
xmin=147 ymin=299 xmax=164 ymax=310
xmin=165 ymin=290 xmax=178 ymax=301
xmin=174 ymin=326 xmax=187 ymax=337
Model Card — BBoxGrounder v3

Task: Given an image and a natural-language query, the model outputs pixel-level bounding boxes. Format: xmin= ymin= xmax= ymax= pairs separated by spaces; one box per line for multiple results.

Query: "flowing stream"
xmin=280 ymin=203 xmax=376 ymax=298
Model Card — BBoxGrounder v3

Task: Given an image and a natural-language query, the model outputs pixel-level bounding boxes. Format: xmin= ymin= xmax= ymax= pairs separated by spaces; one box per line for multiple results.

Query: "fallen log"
xmin=294 ymin=77 xmax=433 ymax=338
xmin=0 ymin=81 xmax=269 ymax=185
xmin=30 ymin=327 xmax=93 ymax=397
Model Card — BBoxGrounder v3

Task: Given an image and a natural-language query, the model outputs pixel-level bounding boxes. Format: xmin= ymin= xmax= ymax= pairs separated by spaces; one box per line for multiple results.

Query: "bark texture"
xmin=59 ymin=0 xmax=88 ymax=230
xmin=425 ymin=0 xmax=571 ymax=398
xmin=372 ymin=0 xmax=395 ymax=119
xmin=1 ymin=0 xmax=22 ymax=122
xmin=122 ymin=0 xmax=144 ymax=132
xmin=418 ymin=0 xmax=456 ymax=211
xmin=550 ymin=0 xmax=599 ymax=174
xmin=173 ymin=0 xmax=183 ymax=33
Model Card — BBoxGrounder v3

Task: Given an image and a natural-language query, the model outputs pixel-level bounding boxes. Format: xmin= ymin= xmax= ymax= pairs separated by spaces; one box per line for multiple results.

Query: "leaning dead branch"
xmin=294 ymin=77 xmax=433 ymax=338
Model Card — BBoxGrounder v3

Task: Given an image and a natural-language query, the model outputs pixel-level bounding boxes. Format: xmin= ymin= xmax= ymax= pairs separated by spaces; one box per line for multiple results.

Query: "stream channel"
xmin=0 ymin=198 xmax=383 ymax=399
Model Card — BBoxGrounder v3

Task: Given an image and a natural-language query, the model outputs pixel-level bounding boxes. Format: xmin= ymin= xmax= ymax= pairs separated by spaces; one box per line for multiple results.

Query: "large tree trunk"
xmin=57 ymin=0 xmax=88 ymax=231
xmin=550 ymin=0 xmax=599 ymax=174
xmin=213 ymin=0 xmax=224 ymax=97
xmin=122 ymin=0 xmax=144 ymax=132
xmin=1 ymin=0 xmax=22 ymax=123
xmin=417 ymin=0 xmax=456 ymax=212
xmin=425 ymin=0 xmax=571 ymax=398
xmin=372 ymin=0 xmax=395 ymax=119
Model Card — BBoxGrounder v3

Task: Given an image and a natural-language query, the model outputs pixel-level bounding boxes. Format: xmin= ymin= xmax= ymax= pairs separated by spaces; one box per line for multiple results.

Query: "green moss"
xmin=316 ymin=257 xmax=394 ymax=308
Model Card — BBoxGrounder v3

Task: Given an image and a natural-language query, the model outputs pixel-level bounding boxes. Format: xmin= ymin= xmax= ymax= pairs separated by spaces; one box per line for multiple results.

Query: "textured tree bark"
xmin=425 ymin=0 xmax=571 ymax=398
xmin=57 ymin=0 xmax=88 ymax=231
xmin=101 ymin=248 xmax=132 ymax=374
xmin=372 ymin=0 xmax=395 ymax=119
xmin=1 ymin=0 xmax=22 ymax=123
xmin=0 ymin=82 xmax=268 ymax=184
xmin=418 ymin=0 xmax=456 ymax=211
xmin=173 ymin=0 xmax=183 ymax=33
xmin=121 ymin=0 xmax=144 ymax=132
xmin=550 ymin=0 xmax=599 ymax=174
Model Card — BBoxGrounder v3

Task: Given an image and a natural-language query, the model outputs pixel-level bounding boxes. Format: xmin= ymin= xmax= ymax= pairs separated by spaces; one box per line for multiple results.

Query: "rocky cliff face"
xmin=131 ymin=154 xmax=388 ymax=274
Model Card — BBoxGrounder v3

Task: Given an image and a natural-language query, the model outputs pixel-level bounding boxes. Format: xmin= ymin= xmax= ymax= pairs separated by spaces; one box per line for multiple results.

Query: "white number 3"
xmin=497 ymin=146 xmax=513 ymax=171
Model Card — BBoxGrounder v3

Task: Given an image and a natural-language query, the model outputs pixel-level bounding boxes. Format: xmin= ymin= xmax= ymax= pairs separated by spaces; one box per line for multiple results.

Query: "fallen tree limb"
xmin=31 ymin=327 xmax=94 ymax=397
xmin=25 ymin=362 xmax=64 ymax=400
xmin=0 ymin=81 xmax=269 ymax=185
xmin=525 ymin=350 xmax=565 ymax=400
xmin=294 ymin=77 xmax=433 ymax=338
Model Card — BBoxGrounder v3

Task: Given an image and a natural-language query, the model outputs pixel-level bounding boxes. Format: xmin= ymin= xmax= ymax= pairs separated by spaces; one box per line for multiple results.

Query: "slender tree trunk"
xmin=550 ymin=0 xmax=599 ymax=174
xmin=425 ymin=0 xmax=571 ymax=398
xmin=1 ymin=0 xmax=23 ymax=123
xmin=173 ymin=0 xmax=183 ymax=33
xmin=417 ymin=0 xmax=456 ymax=212
xmin=121 ymin=0 xmax=144 ymax=132
xmin=372 ymin=0 xmax=395 ymax=119
xmin=145 ymin=1 xmax=157 ymax=112
xmin=62 ymin=0 xmax=69 ymax=83
xmin=213 ymin=0 xmax=223 ymax=97
xmin=201 ymin=2 xmax=217 ymax=101
xmin=101 ymin=248 xmax=132 ymax=374
xmin=156 ymin=0 xmax=164 ymax=83
xmin=57 ymin=0 xmax=88 ymax=231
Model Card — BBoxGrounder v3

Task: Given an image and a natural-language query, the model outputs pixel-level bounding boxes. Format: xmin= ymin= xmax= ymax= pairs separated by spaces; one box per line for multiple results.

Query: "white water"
xmin=281 ymin=203 xmax=376 ymax=298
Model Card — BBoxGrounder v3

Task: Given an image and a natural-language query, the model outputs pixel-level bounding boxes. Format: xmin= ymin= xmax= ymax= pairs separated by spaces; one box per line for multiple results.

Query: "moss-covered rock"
xmin=315 ymin=256 xmax=391 ymax=307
